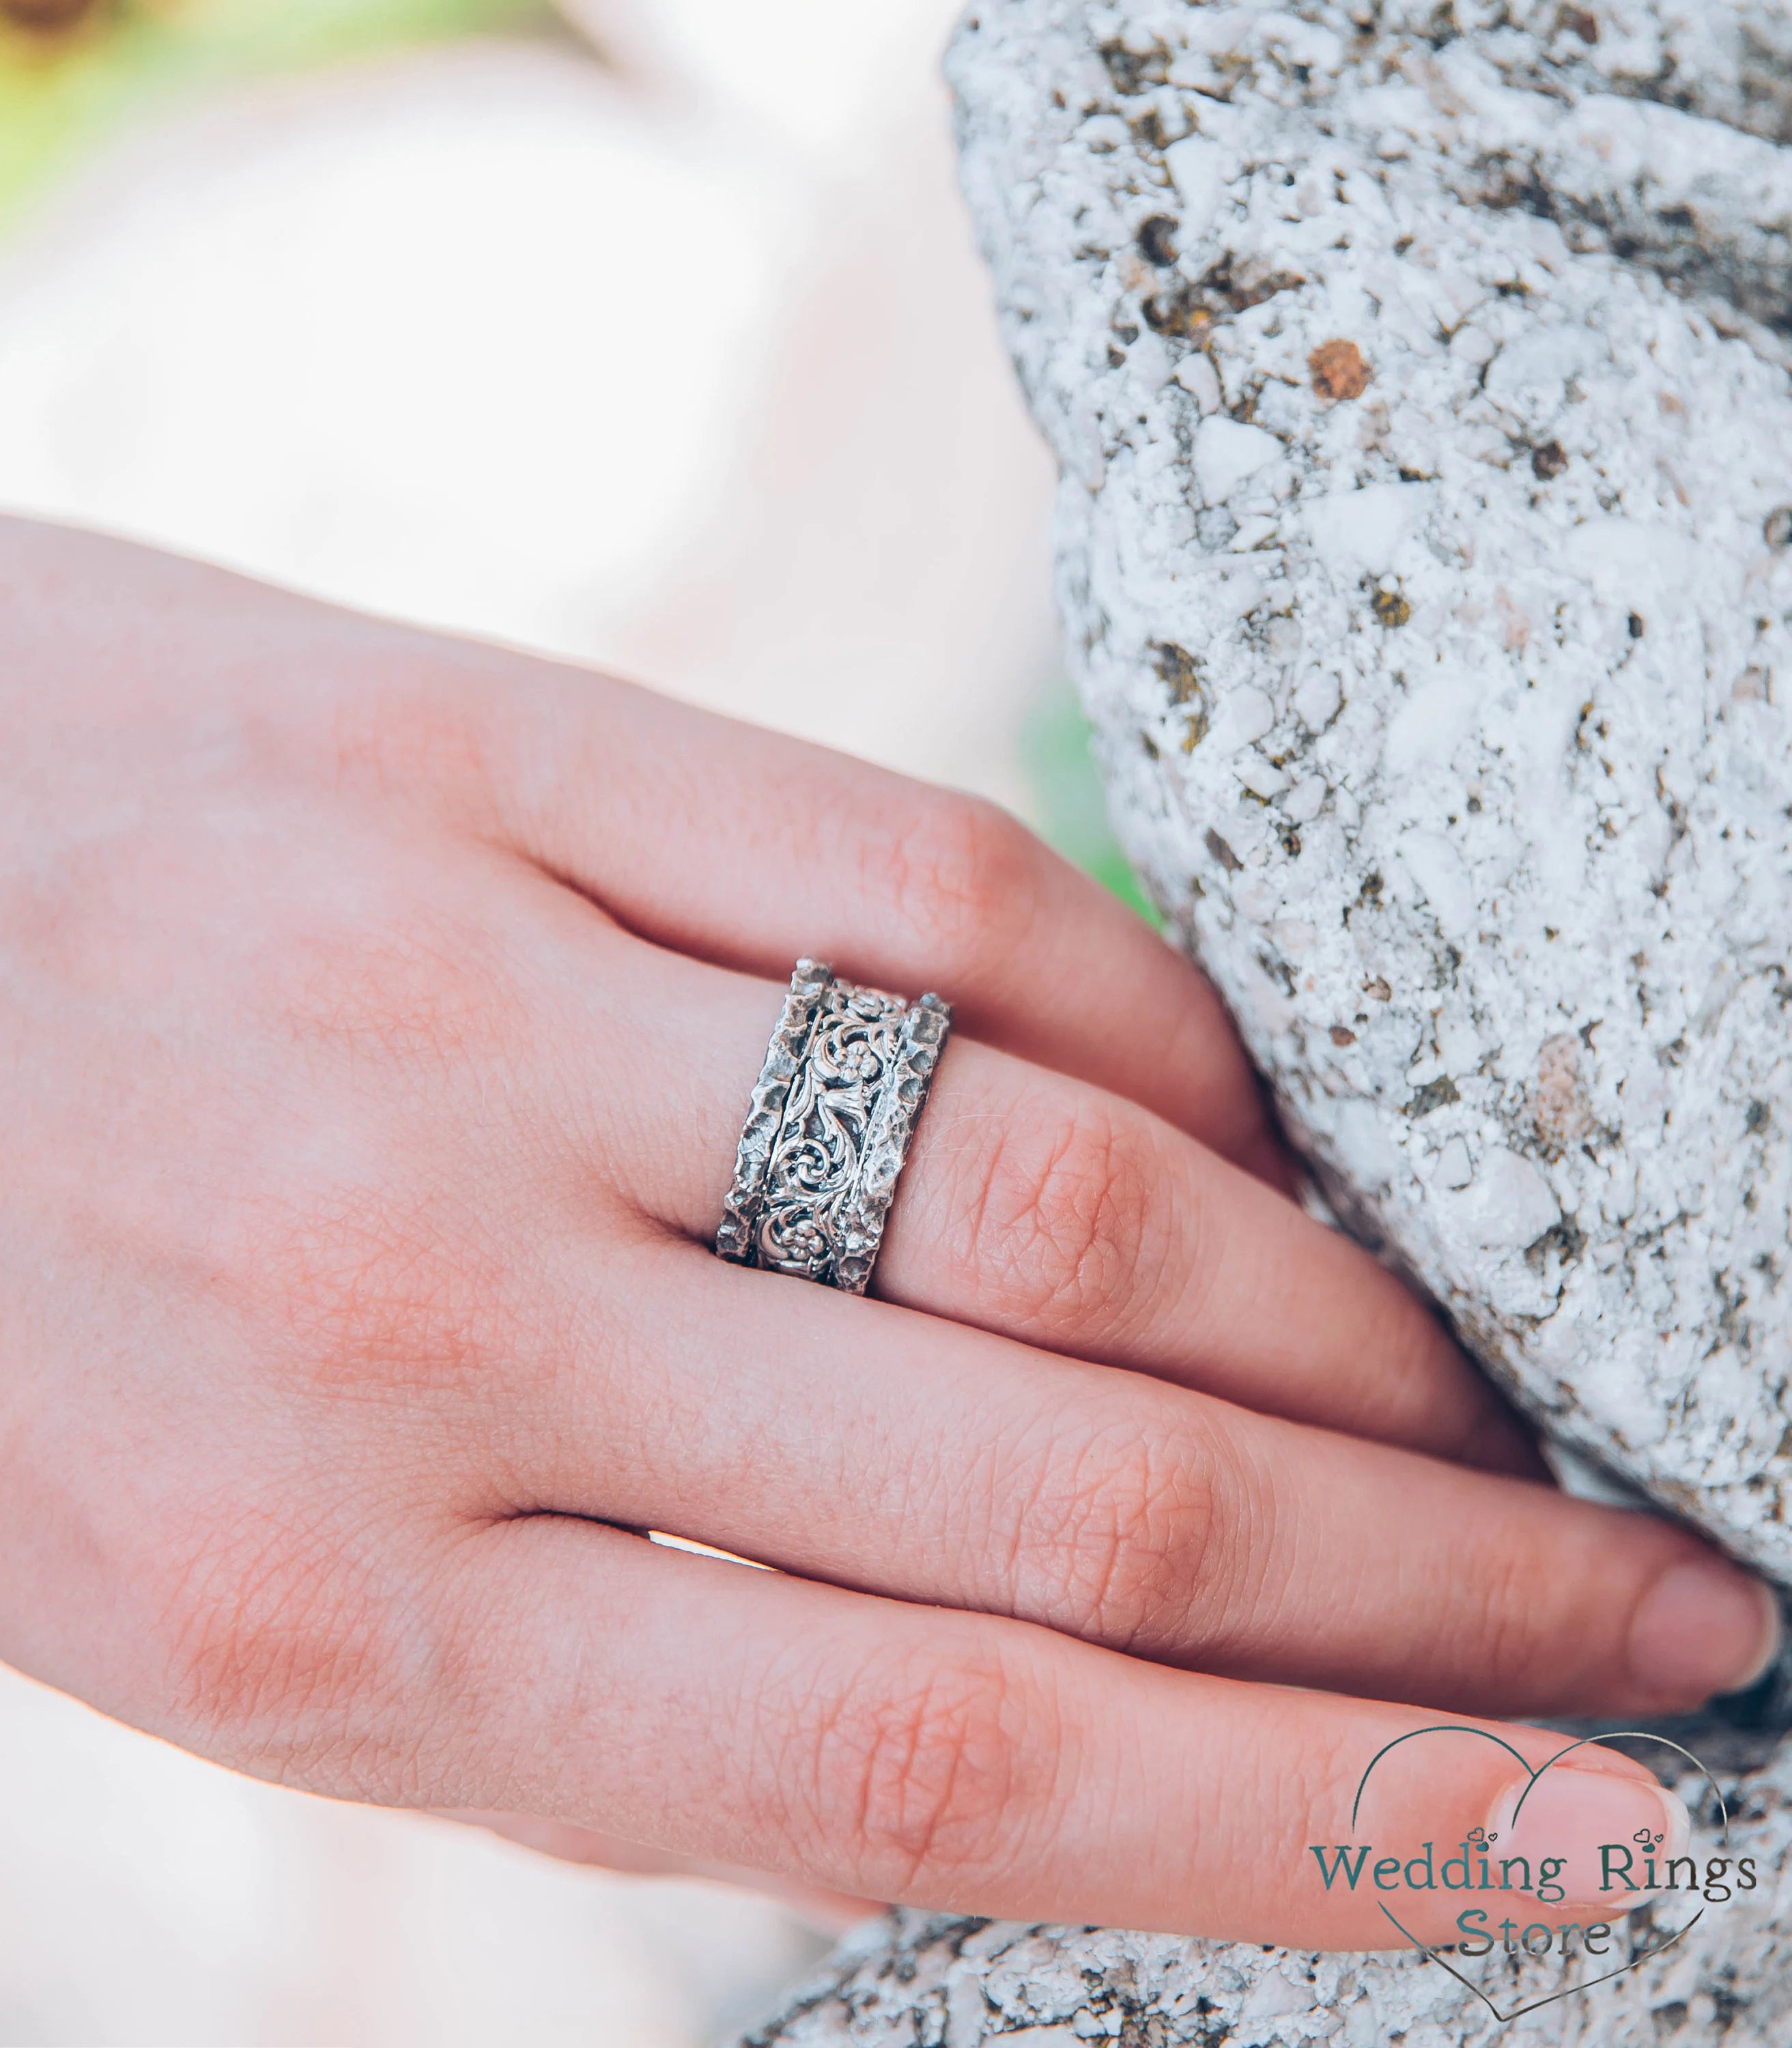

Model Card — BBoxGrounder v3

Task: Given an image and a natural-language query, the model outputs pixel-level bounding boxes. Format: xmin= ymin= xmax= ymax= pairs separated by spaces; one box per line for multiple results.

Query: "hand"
xmin=0 ymin=517 xmax=1774 ymax=1946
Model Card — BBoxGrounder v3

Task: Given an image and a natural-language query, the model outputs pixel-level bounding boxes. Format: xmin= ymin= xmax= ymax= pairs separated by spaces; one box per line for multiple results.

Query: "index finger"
xmin=467 ymin=660 xmax=1291 ymax=1186
xmin=0 ymin=528 xmax=1283 ymax=1178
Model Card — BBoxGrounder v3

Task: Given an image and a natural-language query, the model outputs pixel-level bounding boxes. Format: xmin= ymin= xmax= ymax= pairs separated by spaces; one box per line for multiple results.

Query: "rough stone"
xmin=736 ymin=2 xmax=1792 ymax=2040
xmin=950 ymin=0 xmax=1792 ymax=1582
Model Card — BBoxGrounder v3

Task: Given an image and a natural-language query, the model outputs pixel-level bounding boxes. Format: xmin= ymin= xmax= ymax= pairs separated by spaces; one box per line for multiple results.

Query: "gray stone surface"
xmin=737 ymin=2 xmax=1792 ymax=2040
xmin=952 ymin=0 xmax=1792 ymax=1579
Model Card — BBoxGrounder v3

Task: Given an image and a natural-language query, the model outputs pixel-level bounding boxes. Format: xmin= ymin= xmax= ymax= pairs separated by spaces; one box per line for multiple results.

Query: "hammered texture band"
xmin=715 ymin=959 xmax=952 ymax=1294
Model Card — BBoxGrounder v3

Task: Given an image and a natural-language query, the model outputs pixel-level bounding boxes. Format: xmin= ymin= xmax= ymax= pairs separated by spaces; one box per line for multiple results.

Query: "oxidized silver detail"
xmin=715 ymin=958 xmax=834 ymax=1267
xmin=716 ymin=961 xmax=952 ymax=1294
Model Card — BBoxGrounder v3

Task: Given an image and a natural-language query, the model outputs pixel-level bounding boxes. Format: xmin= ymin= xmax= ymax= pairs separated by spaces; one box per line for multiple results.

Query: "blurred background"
xmin=0 ymin=1 xmax=1141 ymax=2041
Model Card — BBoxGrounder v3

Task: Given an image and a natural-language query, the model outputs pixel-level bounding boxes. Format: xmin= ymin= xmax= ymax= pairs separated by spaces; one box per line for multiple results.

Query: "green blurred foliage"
xmin=0 ymin=0 xmax=554 ymax=223
xmin=1021 ymin=677 xmax=1161 ymax=926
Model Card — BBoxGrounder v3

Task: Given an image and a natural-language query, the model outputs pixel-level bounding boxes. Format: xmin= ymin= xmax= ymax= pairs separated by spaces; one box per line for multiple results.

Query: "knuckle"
xmin=316 ymin=664 xmax=497 ymax=813
xmin=958 ymin=1096 xmax=1162 ymax=1333
xmin=791 ymin=1649 xmax=1027 ymax=1895
xmin=245 ymin=1184 xmax=504 ymax=1401
xmin=281 ymin=894 xmax=526 ymax=1070
xmin=1455 ymin=1535 xmax=1537 ymax=1681
xmin=862 ymin=792 xmax=1042 ymax=965
xmin=1006 ymin=1412 xmax=1234 ymax=1651
xmin=153 ymin=1494 xmax=414 ymax=1784
xmin=1273 ymin=1713 xmax=1365 ymax=1847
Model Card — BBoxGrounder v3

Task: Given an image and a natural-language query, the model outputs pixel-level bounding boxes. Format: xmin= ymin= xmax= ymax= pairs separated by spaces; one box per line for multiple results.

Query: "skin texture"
xmin=0 ymin=515 xmax=1777 ymax=1946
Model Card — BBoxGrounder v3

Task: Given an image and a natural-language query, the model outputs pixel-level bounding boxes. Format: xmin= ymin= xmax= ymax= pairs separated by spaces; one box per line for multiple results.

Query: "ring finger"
xmin=584 ymin=928 xmax=1528 ymax=1471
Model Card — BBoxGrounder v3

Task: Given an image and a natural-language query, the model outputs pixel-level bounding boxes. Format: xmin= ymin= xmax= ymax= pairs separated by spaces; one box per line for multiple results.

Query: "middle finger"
xmin=504 ymin=1234 xmax=1778 ymax=1722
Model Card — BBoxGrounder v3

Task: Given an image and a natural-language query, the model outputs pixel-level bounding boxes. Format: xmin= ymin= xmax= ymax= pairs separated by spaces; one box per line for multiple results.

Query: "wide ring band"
xmin=715 ymin=958 xmax=952 ymax=1295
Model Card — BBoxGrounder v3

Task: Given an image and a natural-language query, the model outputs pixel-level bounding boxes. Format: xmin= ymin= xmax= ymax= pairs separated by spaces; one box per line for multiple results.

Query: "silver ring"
xmin=716 ymin=958 xmax=952 ymax=1294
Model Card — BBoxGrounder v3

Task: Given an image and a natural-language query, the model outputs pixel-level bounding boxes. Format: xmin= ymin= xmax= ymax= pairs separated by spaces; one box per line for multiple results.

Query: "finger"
xmin=414 ymin=1517 xmax=1688 ymax=1948
xmin=582 ymin=933 xmax=1526 ymax=1469
xmin=460 ymin=660 xmax=1291 ymax=1184
xmin=497 ymin=1238 xmax=1778 ymax=1724
xmin=890 ymin=1039 xmax=1533 ymax=1466
xmin=11 ymin=535 xmax=1283 ymax=1175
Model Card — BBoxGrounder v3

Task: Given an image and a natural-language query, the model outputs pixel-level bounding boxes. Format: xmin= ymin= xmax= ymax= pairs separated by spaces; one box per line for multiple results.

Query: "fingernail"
xmin=1628 ymin=1561 xmax=1782 ymax=1704
xmin=1485 ymin=1762 xmax=1690 ymax=1909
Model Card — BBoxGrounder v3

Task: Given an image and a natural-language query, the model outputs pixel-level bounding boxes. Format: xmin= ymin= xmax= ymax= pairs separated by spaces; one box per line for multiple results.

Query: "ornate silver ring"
xmin=715 ymin=958 xmax=952 ymax=1294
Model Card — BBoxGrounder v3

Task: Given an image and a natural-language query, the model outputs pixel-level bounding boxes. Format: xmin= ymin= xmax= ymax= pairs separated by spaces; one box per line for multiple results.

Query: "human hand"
xmin=0 ymin=517 xmax=1774 ymax=1946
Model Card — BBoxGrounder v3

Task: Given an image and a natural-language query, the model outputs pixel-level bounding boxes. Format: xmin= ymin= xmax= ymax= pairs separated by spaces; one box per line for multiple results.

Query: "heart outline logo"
xmin=1348 ymin=1725 xmax=1727 ymax=2027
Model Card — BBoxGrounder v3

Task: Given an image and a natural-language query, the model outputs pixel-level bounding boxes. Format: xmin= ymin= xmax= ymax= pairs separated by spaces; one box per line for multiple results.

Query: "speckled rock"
xmin=952 ymin=0 xmax=1792 ymax=1579
xmin=738 ymin=3 xmax=1792 ymax=2041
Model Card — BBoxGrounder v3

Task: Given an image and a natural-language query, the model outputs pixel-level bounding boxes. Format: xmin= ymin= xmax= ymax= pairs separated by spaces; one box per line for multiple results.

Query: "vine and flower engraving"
xmin=717 ymin=961 xmax=951 ymax=1296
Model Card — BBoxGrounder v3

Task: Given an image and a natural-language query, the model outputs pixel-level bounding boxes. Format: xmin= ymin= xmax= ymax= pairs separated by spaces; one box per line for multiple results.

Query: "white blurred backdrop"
xmin=0 ymin=1 xmax=1059 ymax=2040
